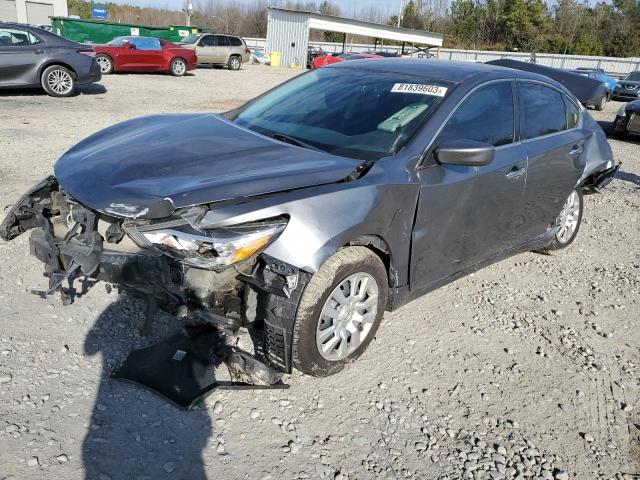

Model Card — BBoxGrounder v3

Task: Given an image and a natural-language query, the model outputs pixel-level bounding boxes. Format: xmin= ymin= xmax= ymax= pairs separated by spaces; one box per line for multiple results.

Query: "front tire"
xmin=595 ymin=95 xmax=606 ymax=111
xmin=170 ymin=58 xmax=187 ymax=76
xmin=292 ymin=247 xmax=388 ymax=377
xmin=542 ymin=188 xmax=583 ymax=252
xmin=96 ymin=54 xmax=113 ymax=74
xmin=41 ymin=65 xmax=76 ymax=97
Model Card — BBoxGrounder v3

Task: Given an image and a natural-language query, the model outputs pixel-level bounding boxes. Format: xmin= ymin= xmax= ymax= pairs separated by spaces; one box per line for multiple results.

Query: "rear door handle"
xmin=505 ymin=165 xmax=526 ymax=179
xmin=568 ymin=144 xmax=584 ymax=158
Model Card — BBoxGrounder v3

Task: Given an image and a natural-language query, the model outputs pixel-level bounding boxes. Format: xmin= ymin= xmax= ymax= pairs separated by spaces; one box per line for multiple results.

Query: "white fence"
xmin=243 ymin=37 xmax=640 ymax=76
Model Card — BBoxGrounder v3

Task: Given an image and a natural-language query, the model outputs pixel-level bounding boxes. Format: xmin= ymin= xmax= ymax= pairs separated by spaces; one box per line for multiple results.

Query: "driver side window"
xmin=437 ymin=82 xmax=515 ymax=147
xmin=199 ymin=35 xmax=214 ymax=47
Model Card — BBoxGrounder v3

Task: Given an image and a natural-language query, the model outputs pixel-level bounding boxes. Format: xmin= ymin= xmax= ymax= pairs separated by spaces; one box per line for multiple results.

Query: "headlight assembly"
xmin=137 ymin=216 xmax=288 ymax=270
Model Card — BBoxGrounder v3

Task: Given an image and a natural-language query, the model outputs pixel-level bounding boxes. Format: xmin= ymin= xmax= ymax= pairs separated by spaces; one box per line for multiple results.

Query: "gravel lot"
xmin=0 ymin=64 xmax=638 ymax=480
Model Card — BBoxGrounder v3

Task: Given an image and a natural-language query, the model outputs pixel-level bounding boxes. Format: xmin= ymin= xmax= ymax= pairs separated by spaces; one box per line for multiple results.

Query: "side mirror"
xmin=434 ymin=139 xmax=495 ymax=167
xmin=125 ymin=43 xmax=136 ymax=50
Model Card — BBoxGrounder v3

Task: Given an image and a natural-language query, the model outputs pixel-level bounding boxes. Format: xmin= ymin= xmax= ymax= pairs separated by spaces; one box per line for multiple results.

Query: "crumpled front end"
xmin=0 ymin=177 xmax=307 ymax=373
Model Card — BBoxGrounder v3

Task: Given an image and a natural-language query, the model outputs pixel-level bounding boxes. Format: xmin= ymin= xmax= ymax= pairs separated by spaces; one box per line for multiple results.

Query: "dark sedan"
xmin=0 ymin=22 xmax=101 ymax=97
xmin=613 ymin=99 xmax=640 ymax=137
xmin=1 ymin=60 xmax=617 ymax=378
xmin=612 ymin=71 xmax=640 ymax=101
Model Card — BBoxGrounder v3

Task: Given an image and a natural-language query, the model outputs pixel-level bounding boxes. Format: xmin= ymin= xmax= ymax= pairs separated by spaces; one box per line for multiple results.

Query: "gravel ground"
xmin=0 ymin=64 xmax=638 ymax=480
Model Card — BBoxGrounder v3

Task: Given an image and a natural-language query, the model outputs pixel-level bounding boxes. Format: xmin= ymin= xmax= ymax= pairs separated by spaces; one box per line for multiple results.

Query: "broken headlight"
xmin=139 ymin=216 xmax=288 ymax=270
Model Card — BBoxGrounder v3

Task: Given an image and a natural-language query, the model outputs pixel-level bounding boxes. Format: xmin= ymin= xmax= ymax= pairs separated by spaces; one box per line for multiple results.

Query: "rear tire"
xmin=170 ymin=58 xmax=187 ymax=77
xmin=539 ymin=188 xmax=583 ymax=252
xmin=228 ymin=55 xmax=242 ymax=71
xmin=595 ymin=95 xmax=606 ymax=111
xmin=96 ymin=54 xmax=113 ymax=74
xmin=292 ymin=247 xmax=388 ymax=377
xmin=41 ymin=65 xmax=76 ymax=97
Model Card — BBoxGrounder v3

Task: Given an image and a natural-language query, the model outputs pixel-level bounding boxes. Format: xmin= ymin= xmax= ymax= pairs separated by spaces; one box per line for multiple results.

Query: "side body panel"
xmin=410 ymin=142 xmax=527 ymax=291
xmin=0 ymin=42 xmax=42 ymax=86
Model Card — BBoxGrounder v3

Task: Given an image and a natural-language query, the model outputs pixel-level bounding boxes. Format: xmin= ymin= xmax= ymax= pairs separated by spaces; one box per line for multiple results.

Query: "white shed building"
xmin=0 ymin=0 xmax=67 ymax=25
xmin=265 ymin=7 xmax=444 ymax=68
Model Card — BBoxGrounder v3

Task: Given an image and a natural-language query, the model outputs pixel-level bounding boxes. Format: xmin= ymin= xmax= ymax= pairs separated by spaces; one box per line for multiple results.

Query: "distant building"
xmin=0 ymin=0 xmax=68 ymax=25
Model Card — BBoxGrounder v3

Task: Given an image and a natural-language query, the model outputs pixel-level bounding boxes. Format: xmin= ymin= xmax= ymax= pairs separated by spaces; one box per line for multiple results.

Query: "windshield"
xmin=108 ymin=36 xmax=130 ymax=46
xmin=233 ymin=67 xmax=452 ymax=160
xmin=626 ymin=72 xmax=640 ymax=81
xmin=181 ymin=34 xmax=201 ymax=44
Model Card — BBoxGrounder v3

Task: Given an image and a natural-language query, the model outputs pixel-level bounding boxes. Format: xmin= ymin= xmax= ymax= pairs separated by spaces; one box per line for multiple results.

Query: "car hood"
xmin=54 ymin=114 xmax=361 ymax=219
xmin=617 ymin=79 xmax=640 ymax=87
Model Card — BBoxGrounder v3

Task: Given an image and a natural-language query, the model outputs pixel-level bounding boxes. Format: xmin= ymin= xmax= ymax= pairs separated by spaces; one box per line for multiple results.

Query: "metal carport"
xmin=265 ymin=7 xmax=444 ymax=68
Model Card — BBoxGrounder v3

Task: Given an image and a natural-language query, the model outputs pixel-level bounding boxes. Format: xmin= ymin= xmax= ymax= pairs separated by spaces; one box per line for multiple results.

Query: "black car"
xmin=612 ymin=71 xmax=640 ymax=101
xmin=613 ymin=99 xmax=640 ymax=137
xmin=1 ymin=60 xmax=617 ymax=379
xmin=0 ymin=22 xmax=101 ymax=97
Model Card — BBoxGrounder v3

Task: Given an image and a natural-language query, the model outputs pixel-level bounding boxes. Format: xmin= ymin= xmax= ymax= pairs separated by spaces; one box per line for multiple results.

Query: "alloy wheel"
xmin=316 ymin=272 xmax=379 ymax=361
xmin=96 ymin=56 xmax=111 ymax=73
xmin=230 ymin=57 xmax=240 ymax=70
xmin=47 ymin=69 xmax=73 ymax=95
xmin=172 ymin=59 xmax=186 ymax=75
xmin=555 ymin=190 xmax=580 ymax=244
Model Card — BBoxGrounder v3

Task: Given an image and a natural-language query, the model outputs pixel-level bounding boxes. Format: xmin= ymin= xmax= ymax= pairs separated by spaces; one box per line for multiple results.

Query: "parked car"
xmin=488 ymin=59 xmax=609 ymax=111
xmin=94 ymin=36 xmax=197 ymax=76
xmin=311 ymin=52 xmax=382 ymax=69
xmin=307 ymin=45 xmax=327 ymax=68
xmin=179 ymin=33 xmax=250 ymax=70
xmin=612 ymin=71 xmax=640 ymax=101
xmin=613 ymin=99 xmax=640 ymax=137
xmin=572 ymin=69 xmax=617 ymax=98
xmin=365 ymin=51 xmax=400 ymax=58
xmin=1 ymin=60 xmax=618 ymax=378
xmin=0 ymin=22 xmax=101 ymax=97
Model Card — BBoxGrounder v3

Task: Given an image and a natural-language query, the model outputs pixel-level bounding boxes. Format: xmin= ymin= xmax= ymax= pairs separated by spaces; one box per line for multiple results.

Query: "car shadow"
xmin=82 ymin=295 xmax=212 ymax=480
xmin=113 ymin=71 xmax=196 ymax=77
xmin=77 ymin=82 xmax=108 ymax=95
xmin=616 ymin=170 xmax=640 ymax=187
xmin=0 ymin=82 xmax=107 ymax=97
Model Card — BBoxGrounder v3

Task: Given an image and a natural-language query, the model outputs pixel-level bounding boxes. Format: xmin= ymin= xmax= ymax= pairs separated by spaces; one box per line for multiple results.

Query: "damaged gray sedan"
xmin=1 ymin=60 xmax=618 ymax=377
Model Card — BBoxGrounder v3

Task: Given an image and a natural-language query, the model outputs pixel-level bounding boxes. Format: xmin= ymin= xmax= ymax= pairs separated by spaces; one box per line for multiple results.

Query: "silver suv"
xmin=181 ymin=33 xmax=250 ymax=70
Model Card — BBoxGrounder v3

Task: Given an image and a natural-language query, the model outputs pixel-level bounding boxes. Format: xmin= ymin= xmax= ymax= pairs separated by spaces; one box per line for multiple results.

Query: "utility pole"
xmin=183 ymin=1 xmax=193 ymax=26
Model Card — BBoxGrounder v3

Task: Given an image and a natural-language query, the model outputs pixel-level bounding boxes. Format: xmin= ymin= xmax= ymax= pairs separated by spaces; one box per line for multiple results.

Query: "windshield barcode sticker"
xmin=391 ymin=83 xmax=448 ymax=97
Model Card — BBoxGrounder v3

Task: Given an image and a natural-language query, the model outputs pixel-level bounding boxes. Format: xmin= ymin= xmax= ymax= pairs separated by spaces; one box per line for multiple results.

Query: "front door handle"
xmin=505 ymin=165 xmax=526 ymax=179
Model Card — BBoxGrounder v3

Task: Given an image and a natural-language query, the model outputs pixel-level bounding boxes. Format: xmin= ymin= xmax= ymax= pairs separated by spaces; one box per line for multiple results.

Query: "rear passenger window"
xmin=437 ymin=82 xmax=514 ymax=147
xmin=519 ymin=83 xmax=566 ymax=139
xmin=228 ymin=36 xmax=243 ymax=47
xmin=564 ymin=97 xmax=579 ymax=129
xmin=214 ymin=35 xmax=229 ymax=46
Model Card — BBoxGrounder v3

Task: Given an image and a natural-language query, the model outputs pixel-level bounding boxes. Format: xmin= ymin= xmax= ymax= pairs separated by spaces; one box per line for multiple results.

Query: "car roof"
xmin=329 ymin=58 xmax=560 ymax=85
xmin=0 ymin=22 xmax=77 ymax=45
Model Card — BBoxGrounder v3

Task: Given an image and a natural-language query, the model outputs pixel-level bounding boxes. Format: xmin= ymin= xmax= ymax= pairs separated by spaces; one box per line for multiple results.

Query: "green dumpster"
xmin=50 ymin=17 xmax=206 ymax=44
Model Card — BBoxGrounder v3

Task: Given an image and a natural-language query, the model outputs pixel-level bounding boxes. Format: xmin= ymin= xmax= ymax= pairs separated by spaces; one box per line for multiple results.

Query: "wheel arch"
xmin=345 ymin=234 xmax=397 ymax=289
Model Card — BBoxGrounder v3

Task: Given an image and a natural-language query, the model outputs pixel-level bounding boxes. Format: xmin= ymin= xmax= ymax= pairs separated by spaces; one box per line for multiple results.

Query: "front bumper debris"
xmin=112 ymin=325 xmax=288 ymax=409
xmin=583 ymin=163 xmax=620 ymax=193
xmin=1 ymin=177 xmax=307 ymax=379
